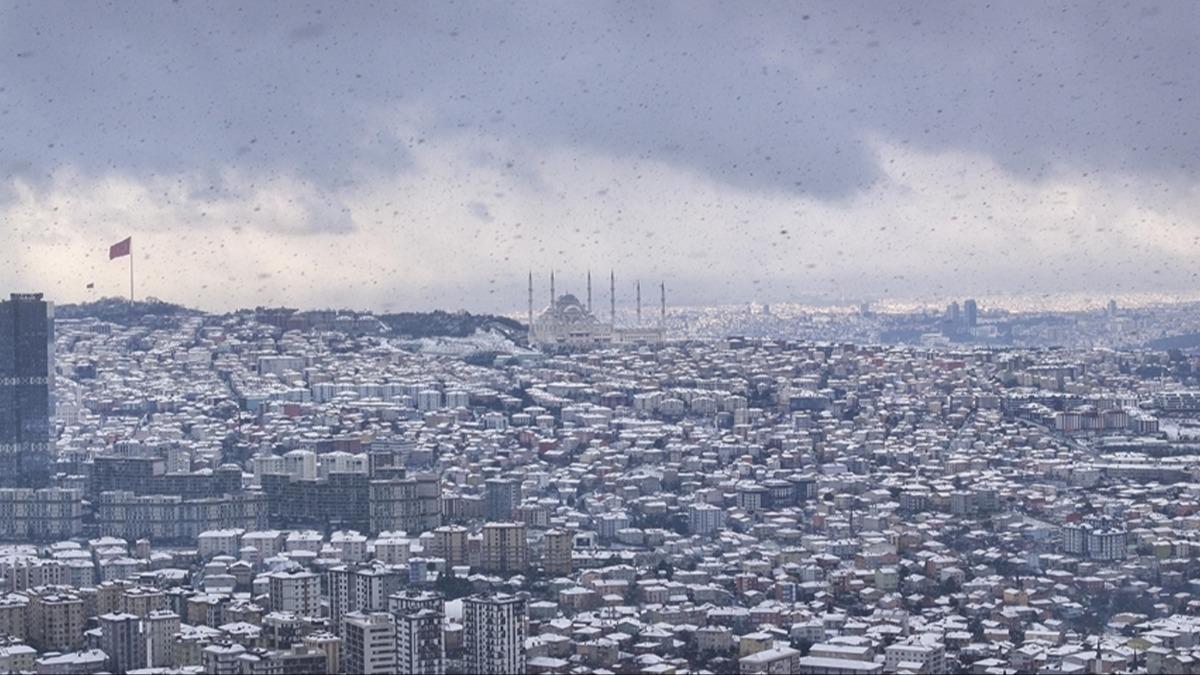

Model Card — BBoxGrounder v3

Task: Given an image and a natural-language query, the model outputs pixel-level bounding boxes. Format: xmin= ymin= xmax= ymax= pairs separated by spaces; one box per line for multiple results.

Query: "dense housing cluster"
xmin=5 ymin=295 xmax=1200 ymax=673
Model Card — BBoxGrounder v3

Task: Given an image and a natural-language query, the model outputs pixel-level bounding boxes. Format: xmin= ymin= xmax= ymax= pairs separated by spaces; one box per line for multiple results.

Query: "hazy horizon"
xmin=48 ymin=288 xmax=1200 ymax=320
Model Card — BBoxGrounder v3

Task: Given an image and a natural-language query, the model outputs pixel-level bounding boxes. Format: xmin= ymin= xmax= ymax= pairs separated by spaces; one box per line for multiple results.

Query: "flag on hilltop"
xmin=109 ymin=237 xmax=131 ymax=259
xmin=109 ymin=236 xmax=135 ymax=303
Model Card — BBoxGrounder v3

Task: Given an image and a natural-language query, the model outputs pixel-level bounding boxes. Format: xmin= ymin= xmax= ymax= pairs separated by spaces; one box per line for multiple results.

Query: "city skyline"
xmin=5 ymin=3 xmax=1200 ymax=674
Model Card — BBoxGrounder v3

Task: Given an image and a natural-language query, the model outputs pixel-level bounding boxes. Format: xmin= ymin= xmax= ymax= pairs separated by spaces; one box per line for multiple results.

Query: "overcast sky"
xmin=2 ymin=1 xmax=1197 ymax=313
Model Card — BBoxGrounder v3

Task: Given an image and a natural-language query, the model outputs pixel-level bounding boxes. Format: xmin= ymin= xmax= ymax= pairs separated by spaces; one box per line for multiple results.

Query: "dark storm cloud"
xmin=1 ymin=0 xmax=1195 ymax=208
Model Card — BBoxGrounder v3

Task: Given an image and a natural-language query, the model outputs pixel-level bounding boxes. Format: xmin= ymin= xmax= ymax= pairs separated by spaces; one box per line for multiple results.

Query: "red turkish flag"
xmin=109 ymin=237 xmax=131 ymax=259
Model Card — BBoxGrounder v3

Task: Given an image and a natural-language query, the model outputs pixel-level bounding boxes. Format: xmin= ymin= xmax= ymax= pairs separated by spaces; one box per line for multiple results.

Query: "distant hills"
xmin=1145 ymin=332 xmax=1200 ymax=351
xmin=378 ymin=310 xmax=526 ymax=340
xmin=55 ymin=297 xmax=200 ymax=325
xmin=56 ymin=296 xmax=527 ymax=340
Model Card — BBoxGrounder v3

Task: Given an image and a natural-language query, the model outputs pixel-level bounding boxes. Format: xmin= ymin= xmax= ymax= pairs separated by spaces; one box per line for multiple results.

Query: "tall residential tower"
xmin=0 ymin=293 xmax=54 ymax=488
xmin=463 ymin=594 xmax=526 ymax=675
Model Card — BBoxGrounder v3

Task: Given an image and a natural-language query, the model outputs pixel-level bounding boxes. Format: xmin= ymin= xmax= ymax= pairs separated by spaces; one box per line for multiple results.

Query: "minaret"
xmin=527 ymin=271 xmax=534 ymax=328
xmin=636 ymin=281 xmax=642 ymax=326
xmin=549 ymin=270 xmax=555 ymax=307
xmin=609 ymin=269 xmax=619 ymax=324
xmin=587 ymin=271 xmax=593 ymax=314
xmin=660 ymin=282 xmax=666 ymax=327
xmin=610 ymin=270 xmax=616 ymax=326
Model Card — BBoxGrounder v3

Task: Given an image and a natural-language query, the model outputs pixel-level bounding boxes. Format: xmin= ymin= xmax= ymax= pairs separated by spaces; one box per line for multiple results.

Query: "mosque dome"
xmin=539 ymin=293 xmax=597 ymax=326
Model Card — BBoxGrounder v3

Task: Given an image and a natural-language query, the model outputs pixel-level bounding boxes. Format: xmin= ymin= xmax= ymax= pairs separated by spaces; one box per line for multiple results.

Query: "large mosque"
xmin=528 ymin=271 xmax=665 ymax=350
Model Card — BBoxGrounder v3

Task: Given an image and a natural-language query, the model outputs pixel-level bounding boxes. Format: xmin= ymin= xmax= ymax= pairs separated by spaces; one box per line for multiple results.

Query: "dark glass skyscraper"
xmin=0 ymin=293 xmax=54 ymax=488
xmin=963 ymin=298 xmax=978 ymax=328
